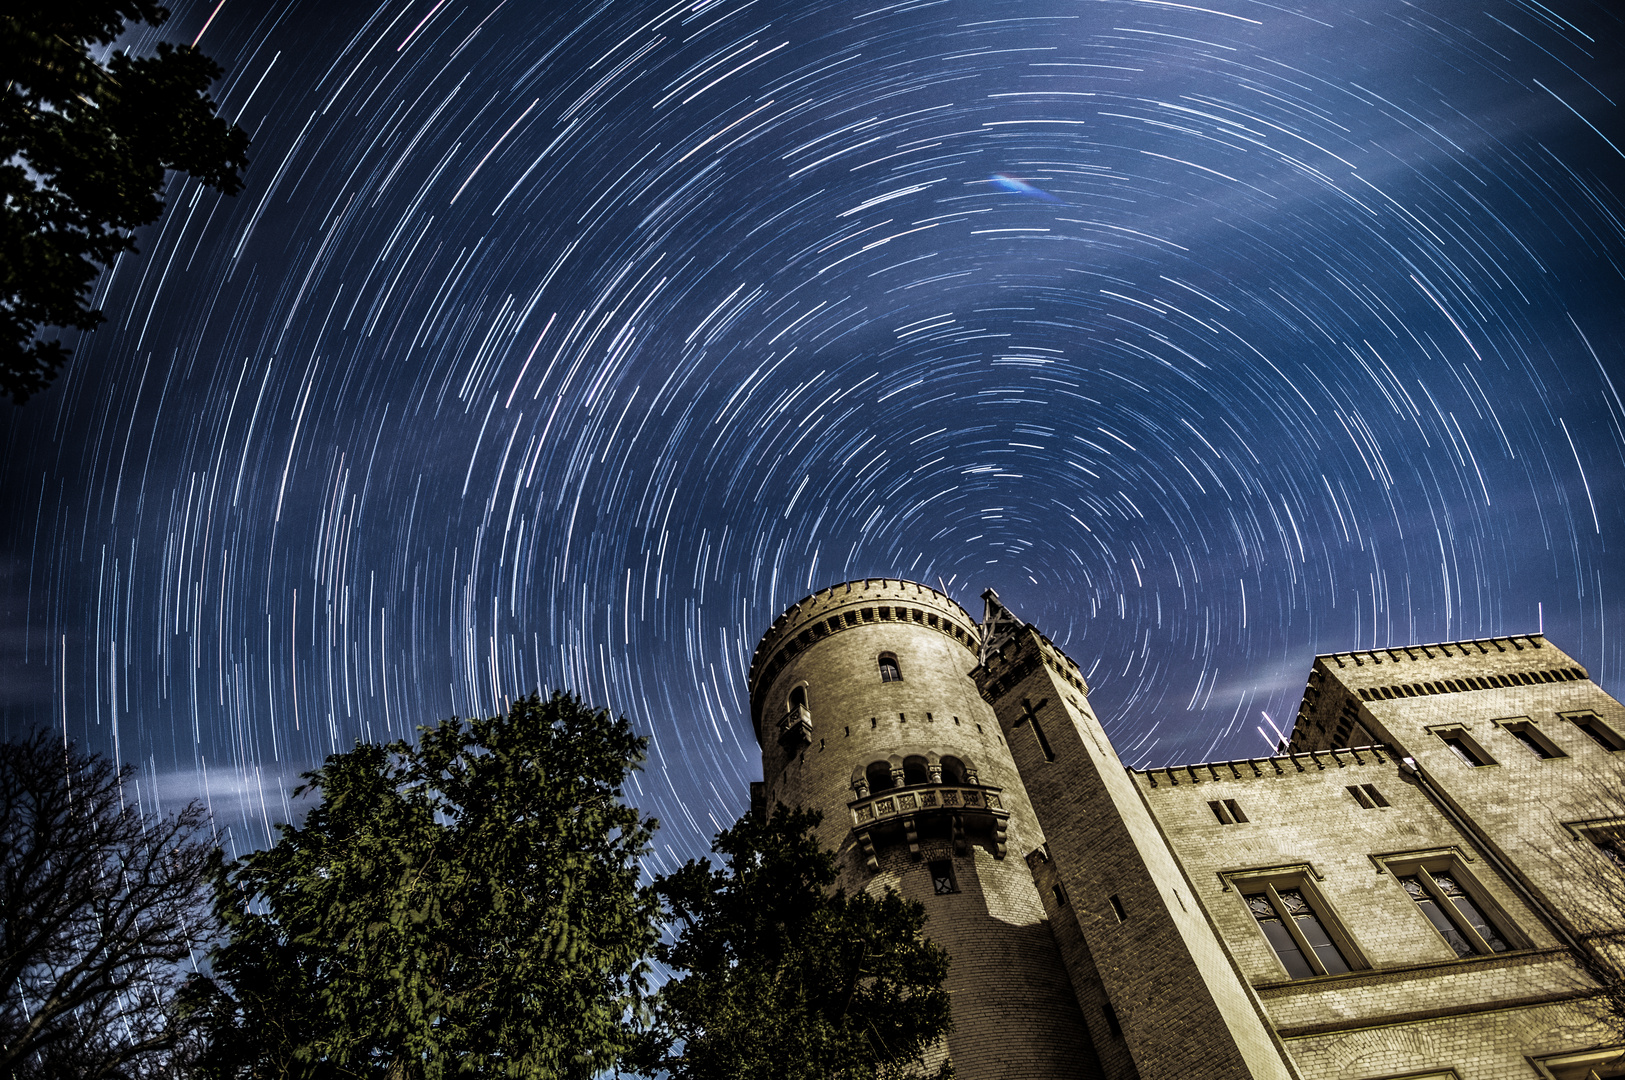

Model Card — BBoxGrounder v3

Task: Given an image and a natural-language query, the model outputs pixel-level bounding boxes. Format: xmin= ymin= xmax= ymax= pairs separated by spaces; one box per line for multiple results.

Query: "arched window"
xmin=879 ymin=653 xmax=902 ymax=682
xmin=902 ymin=756 xmax=930 ymax=787
xmin=866 ymin=761 xmax=895 ymax=793
xmin=788 ymin=685 xmax=808 ymax=714
xmin=940 ymin=756 xmax=968 ymax=785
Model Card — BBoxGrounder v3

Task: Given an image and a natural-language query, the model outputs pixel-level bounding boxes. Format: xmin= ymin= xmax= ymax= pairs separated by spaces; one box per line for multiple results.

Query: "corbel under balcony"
xmin=779 ymin=704 xmax=812 ymax=747
xmin=849 ymin=783 xmax=1010 ymax=869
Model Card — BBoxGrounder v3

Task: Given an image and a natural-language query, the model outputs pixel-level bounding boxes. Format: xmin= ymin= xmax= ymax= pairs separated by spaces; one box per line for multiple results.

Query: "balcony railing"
xmin=848 ymin=783 xmax=1009 ymax=868
xmin=851 ymin=783 xmax=1003 ymax=824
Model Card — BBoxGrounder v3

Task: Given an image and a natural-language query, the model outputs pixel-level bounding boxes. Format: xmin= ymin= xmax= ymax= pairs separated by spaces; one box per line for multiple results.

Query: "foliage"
xmin=639 ymin=806 xmax=953 ymax=1080
xmin=197 ymin=693 xmax=659 ymax=1080
xmin=1 ymin=729 xmax=217 ymax=1078
xmin=1 ymin=1 xmax=249 ymax=402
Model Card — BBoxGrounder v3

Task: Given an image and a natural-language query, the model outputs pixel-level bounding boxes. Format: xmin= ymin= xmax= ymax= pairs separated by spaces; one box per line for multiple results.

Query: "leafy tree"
xmin=1 ymin=730 xmax=217 ymax=1078
xmin=639 ymin=806 xmax=953 ymax=1080
xmin=1 ymin=1 xmax=249 ymax=403
xmin=196 ymin=693 xmax=659 ymax=1080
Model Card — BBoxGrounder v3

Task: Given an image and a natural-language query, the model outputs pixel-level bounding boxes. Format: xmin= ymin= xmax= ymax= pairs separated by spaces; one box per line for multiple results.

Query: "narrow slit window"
xmin=1361 ymin=783 xmax=1389 ymax=807
xmin=1347 ymin=784 xmax=1374 ymax=808
xmin=1208 ymin=800 xmax=1233 ymax=824
xmin=1108 ymin=894 xmax=1127 ymax=922
xmin=1225 ymin=799 xmax=1248 ymax=823
xmin=1244 ymin=886 xmax=1351 ymax=979
xmin=1101 ymin=1001 xmax=1122 ymax=1038
xmin=1052 ymin=884 xmax=1068 ymax=907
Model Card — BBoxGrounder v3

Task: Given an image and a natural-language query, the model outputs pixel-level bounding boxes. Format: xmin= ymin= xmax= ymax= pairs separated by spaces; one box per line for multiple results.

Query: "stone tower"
xmin=747 ymin=578 xmax=1101 ymax=1079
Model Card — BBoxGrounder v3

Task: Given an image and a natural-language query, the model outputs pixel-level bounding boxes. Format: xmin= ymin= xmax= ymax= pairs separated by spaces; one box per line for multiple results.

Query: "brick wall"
xmin=976 ymin=627 xmax=1300 ymax=1080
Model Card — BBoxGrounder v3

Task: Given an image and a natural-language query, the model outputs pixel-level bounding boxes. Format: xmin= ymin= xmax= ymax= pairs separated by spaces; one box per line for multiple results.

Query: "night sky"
xmin=2 ymin=0 xmax=1622 ymax=870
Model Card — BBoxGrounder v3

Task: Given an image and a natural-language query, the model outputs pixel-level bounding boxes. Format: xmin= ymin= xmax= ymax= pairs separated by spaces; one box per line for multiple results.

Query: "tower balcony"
xmin=778 ymin=704 xmax=813 ymax=746
xmin=849 ymin=783 xmax=1010 ymax=869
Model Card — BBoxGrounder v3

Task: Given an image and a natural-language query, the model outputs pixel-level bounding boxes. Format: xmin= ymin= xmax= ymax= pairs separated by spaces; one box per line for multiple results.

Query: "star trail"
xmin=2 ymin=0 xmax=1622 ymax=869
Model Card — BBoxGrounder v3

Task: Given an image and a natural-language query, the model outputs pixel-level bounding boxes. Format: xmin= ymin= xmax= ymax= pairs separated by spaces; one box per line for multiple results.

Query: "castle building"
xmin=745 ymin=578 xmax=1625 ymax=1080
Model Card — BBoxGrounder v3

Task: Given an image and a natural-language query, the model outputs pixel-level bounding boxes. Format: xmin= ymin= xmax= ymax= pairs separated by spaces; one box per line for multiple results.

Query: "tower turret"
xmin=748 ymin=578 xmax=1102 ymax=1079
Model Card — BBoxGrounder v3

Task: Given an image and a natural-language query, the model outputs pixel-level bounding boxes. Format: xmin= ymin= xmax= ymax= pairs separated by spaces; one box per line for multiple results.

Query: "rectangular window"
xmin=1432 ymin=726 xmax=1495 ymax=767
xmin=1397 ymin=867 xmax=1510 ymax=957
xmin=1499 ymin=718 xmax=1564 ymax=759
xmin=1243 ymin=884 xmax=1352 ymax=979
xmin=1565 ymin=711 xmax=1625 ymax=752
xmin=1108 ymin=893 xmax=1126 ymax=922
xmin=928 ymin=859 xmax=958 ymax=895
xmin=1209 ymin=800 xmax=1233 ymax=824
xmin=1347 ymin=784 xmax=1373 ymax=808
xmin=1361 ymin=783 xmax=1389 ymax=807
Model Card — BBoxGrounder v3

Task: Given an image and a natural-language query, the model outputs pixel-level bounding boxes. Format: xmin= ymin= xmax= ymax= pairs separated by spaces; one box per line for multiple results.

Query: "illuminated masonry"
xmin=746 ymin=577 xmax=1625 ymax=1080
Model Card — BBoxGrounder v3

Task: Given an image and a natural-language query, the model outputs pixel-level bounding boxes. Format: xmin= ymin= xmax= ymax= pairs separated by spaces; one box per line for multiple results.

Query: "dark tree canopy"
xmin=1 ymin=730 xmax=217 ymax=1079
xmin=0 ymin=1 xmax=249 ymax=403
xmin=640 ymin=806 xmax=954 ymax=1080
xmin=197 ymin=693 xmax=659 ymax=1080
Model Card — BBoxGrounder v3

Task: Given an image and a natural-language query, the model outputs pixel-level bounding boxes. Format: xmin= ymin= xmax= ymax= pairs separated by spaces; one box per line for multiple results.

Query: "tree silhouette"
xmin=1 ymin=2 xmax=249 ymax=402
xmin=1 ymin=730 xmax=217 ymax=1078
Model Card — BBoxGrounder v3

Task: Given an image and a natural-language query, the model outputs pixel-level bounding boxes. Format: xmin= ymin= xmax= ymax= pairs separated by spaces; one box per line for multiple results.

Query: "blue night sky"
xmin=2 ymin=0 xmax=1622 ymax=870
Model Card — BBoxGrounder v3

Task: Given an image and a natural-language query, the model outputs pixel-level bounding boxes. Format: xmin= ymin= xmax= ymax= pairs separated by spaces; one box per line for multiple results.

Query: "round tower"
xmin=748 ymin=578 xmax=1101 ymax=1080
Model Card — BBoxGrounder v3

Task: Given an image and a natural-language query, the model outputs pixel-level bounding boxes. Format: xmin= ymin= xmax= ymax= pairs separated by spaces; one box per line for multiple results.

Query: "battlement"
xmin=1314 ymin=634 xmax=1578 ymax=687
xmin=1132 ymin=744 xmax=1395 ymax=790
xmin=746 ymin=578 xmax=979 ymax=737
xmin=1289 ymin=634 xmax=1588 ymax=751
xmin=970 ymin=624 xmax=1090 ymax=705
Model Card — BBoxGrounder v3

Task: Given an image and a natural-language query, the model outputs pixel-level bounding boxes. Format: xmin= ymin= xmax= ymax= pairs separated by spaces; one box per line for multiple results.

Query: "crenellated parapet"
xmin=970 ymin=623 xmax=1090 ymax=706
xmin=746 ymin=579 xmax=979 ymax=741
xmin=1135 ymin=744 xmax=1395 ymax=789
xmin=1289 ymin=634 xmax=1591 ymax=752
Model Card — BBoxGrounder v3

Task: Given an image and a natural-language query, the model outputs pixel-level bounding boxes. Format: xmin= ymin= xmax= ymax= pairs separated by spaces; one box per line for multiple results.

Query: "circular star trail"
xmin=2 ymin=0 xmax=1622 ymax=867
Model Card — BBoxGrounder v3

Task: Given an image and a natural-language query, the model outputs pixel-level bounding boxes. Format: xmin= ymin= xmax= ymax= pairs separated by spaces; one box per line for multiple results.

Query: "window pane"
xmin=1576 ymin=717 xmax=1622 ymax=751
xmin=1433 ymin=873 xmax=1509 ymax=953
xmin=1509 ymin=728 xmax=1554 ymax=759
xmin=1402 ymin=876 xmax=1475 ymax=957
xmin=1247 ymin=894 xmax=1315 ymax=979
xmin=1592 ymin=833 xmax=1625 ymax=868
xmin=1277 ymin=889 xmax=1350 ymax=974
xmin=1443 ymin=736 xmax=1486 ymax=767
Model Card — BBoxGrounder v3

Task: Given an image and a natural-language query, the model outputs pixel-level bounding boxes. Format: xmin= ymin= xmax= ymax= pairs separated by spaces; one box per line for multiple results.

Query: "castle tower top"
xmin=746 ymin=578 xmax=980 ymax=742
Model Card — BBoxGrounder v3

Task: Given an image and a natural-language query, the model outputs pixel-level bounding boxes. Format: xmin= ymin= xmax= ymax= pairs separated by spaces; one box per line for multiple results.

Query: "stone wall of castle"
xmin=746 ymin=581 xmax=1625 ymax=1079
